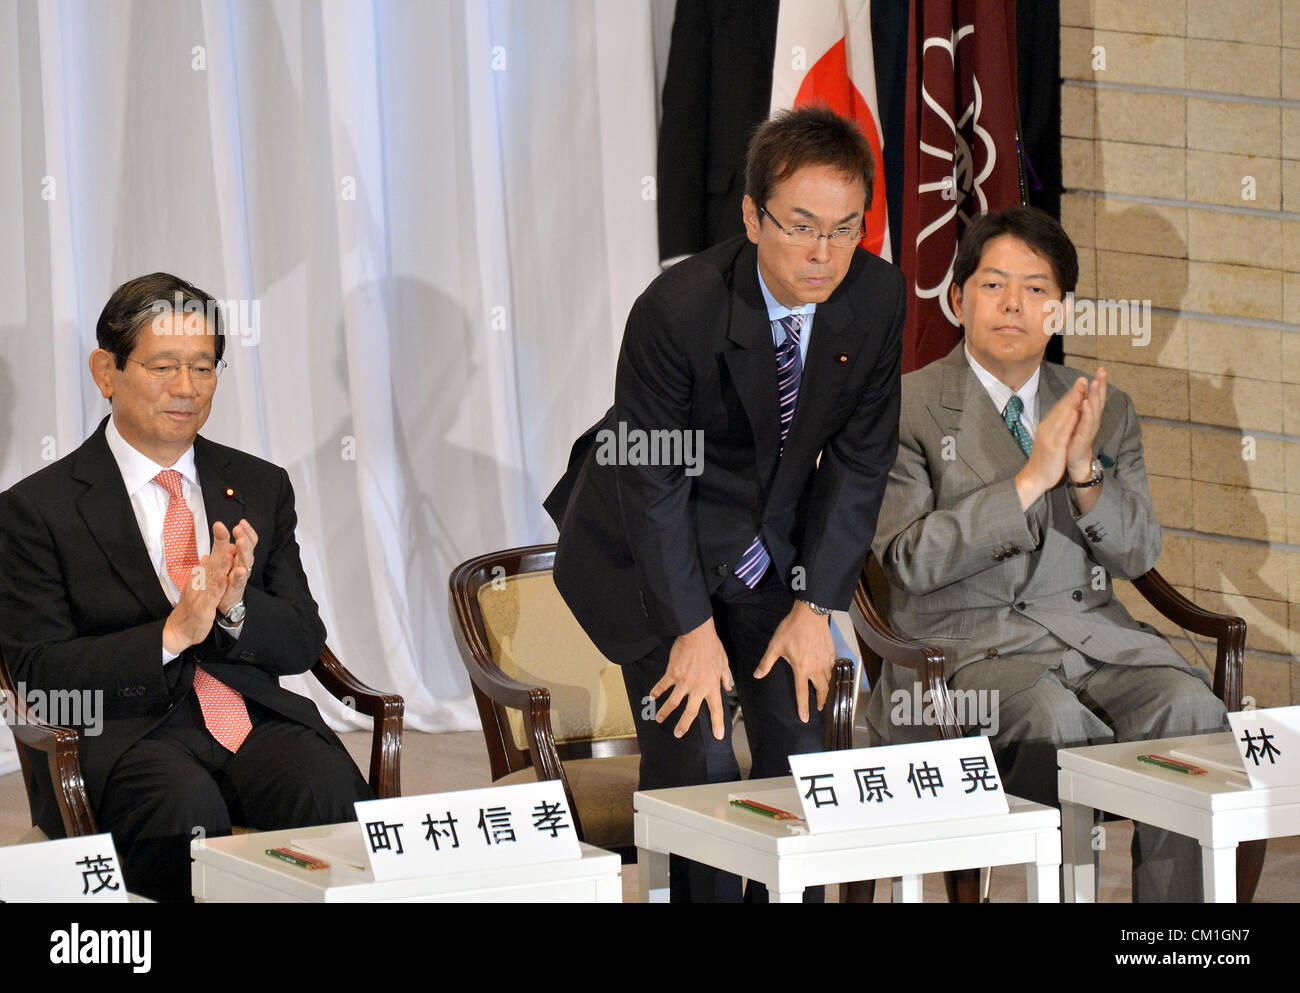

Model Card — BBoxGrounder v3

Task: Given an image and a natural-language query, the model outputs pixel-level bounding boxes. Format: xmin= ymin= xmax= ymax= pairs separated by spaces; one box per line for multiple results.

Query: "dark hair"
xmin=96 ymin=272 xmax=225 ymax=368
xmin=745 ymin=104 xmax=874 ymax=213
xmin=951 ymin=206 xmax=1078 ymax=297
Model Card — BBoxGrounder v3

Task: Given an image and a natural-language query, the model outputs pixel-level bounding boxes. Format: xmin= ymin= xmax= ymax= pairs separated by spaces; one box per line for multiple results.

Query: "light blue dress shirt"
xmin=756 ymin=264 xmax=815 ymax=364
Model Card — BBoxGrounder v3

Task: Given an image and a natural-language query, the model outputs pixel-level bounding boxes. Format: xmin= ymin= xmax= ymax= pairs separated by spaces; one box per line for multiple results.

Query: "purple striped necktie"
xmin=734 ymin=313 xmax=805 ymax=589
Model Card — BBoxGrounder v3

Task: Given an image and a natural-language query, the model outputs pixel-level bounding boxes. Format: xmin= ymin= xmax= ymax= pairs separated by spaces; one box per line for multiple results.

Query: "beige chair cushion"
xmin=499 ymin=754 xmax=640 ymax=852
xmin=477 ymin=571 xmax=636 ymax=752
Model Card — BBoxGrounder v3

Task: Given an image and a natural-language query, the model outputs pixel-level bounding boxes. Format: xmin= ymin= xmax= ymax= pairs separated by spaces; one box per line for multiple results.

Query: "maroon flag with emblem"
xmin=900 ymin=0 xmax=1022 ymax=373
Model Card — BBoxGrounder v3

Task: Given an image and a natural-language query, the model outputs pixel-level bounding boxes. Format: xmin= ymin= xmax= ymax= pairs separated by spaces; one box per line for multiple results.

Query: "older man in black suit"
xmin=546 ymin=106 xmax=905 ymax=901
xmin=0 ymin=274 xmax=371 ymax=901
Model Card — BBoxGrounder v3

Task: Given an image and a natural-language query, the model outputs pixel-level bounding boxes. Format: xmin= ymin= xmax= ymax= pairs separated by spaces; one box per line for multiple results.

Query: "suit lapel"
xmin=767 ymin=284 xmax=861 ymax=501
xmin=794 ymin=288 xmax=858 ymax=430
xmin=927 ymin=345 xmax=1032 ymax=485
xmin=723 ymin=250 xmax=782 ymax=486
xmin=72 ymin=420 xmax=173 ymax=618
xmin=194 ymin=436 xmax=243 ymax=541
xmin=1037 ymin=360 xmax=1069 ymax=421
xmin=724 ymin=245 xmax=871 ymax=493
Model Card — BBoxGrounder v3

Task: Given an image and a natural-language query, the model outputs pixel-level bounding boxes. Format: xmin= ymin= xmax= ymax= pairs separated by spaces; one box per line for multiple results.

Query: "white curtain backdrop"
xmin=0 ymin=0 xmax=665 ymax=776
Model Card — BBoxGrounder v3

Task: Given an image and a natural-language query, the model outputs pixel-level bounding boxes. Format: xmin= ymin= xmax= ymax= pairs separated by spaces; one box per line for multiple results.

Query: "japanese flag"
xmin=770 ymin=0 xmax=891 ymax=261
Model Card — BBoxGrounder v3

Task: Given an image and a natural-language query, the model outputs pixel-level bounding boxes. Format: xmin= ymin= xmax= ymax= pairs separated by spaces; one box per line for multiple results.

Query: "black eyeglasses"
xmin=758 ymin=205 xmax=863 ymax=248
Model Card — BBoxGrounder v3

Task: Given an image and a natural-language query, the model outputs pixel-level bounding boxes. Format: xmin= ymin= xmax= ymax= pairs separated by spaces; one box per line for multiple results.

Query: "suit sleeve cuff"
xmin=1001 ymin=478 xmax=1043 ymax=549
xmin=216 ymin=618 xmax=245 ymax=641
xmin=1071 ymin=470 xmax=1120 ymax=533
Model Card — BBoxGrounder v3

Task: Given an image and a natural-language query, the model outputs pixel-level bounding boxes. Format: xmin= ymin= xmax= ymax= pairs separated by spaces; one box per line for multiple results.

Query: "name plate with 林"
xmin=1227 ymin=706 xmax=1300 ymax=788
xmin=354 ymin=780 xmax=582 ymax=881
xmin=786 ymin=737 xmax=1009 ymax=833
xmin=0 ymin=833 xmax=129 ymax=903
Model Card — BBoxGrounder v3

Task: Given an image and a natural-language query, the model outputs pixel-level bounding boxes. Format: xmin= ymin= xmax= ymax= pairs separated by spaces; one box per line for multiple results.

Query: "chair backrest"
xmin=853 ymin=553 xmax=893 ymax=692
xmin=449 ymin=545 xmax=638 ymax=779
xmin=0 ymin=643 xmax=96 ymax=837
xmin=851 ymin=552 xmax=962 ymax=740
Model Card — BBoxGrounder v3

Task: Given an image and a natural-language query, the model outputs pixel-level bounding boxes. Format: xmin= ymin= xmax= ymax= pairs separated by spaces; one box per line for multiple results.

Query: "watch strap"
xmin=1067 ymin=457 xmax=1104 ymax=489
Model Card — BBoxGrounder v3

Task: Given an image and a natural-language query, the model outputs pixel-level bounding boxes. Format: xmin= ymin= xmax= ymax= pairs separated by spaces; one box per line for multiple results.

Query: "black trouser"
xmin=95 ymin=695 xmax=373 ymax=902
xmin=621 ymin=570 xmax=827 ymax=902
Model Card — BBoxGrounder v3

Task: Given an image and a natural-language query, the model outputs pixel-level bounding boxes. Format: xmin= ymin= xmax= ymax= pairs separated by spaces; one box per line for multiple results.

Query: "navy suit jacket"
xmin=545 ymin=235 xmax=905 ymax=664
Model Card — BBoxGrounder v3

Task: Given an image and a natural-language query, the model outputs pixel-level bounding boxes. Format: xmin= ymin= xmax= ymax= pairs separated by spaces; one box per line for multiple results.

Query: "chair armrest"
xmin=851 ymin=580 xmax=963 ymax=740
xmin=312 ymin=644 xmax=404 ymax=719
xmin=483 ymin=676 xmax=588 ymax=838
xmin=312 ymin=645 xmax=405 ymax=799
xmin=1130 ymin=569 xmax=1246 ymax=710
xmin=2 ymin=688 xmax=98 ymax=836
xmin=465 ymin=668 xmax=566 ymax=782
xmin=824 ymin=657 xmax=856 ymax=751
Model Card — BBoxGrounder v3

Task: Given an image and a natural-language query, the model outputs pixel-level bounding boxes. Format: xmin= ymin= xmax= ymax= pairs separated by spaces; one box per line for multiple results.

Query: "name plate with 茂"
xmin=355 ymin=780 xmax=582 ymax=881
xmin=0 ymin=833 xmax=129 ymax=903
xmin=787 ymin=737 xmax=1009 ymax=832
xmin=1227 ymin=706 xmax=1300 ymax=788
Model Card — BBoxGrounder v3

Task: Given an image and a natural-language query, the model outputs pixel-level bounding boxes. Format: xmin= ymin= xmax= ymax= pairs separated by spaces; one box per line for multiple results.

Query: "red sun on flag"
xmin=770 ymin=0 xmax=891 ymax=261
xmin=793 ymin=38 xmax=889 ymax=259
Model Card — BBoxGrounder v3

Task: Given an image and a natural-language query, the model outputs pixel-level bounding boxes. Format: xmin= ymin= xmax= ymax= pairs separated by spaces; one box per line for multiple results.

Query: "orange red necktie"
xmin=155 ymin=469 xmax=252 ymax=752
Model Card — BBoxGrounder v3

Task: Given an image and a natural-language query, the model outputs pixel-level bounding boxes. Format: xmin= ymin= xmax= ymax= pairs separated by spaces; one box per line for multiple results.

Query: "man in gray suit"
xmin=864 ymin=206 xmax=1226 ymax=901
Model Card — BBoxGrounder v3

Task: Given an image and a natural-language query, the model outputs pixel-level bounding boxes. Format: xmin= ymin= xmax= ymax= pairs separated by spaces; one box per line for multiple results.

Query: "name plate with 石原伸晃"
xmin=0 ymin=833 xmax=129 ymax=902
xmin=786 ymin=737 xmax=1009 ymax=833
xmin=354 ymin=780 xmax=582 ymax=881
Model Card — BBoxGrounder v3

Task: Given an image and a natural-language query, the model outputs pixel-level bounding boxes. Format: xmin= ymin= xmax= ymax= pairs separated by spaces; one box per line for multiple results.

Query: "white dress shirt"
xmin=104 ymin=416 xmax=242 ymax=662
xmin=964 ymin=344 xmax=1041 ymax=436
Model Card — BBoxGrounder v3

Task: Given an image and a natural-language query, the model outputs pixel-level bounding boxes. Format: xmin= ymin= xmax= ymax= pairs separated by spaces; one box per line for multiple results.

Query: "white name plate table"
xmin=1058 ymin=732 xmax=1300 ymax=903
xmin=192 ymin=822 xmax=621 ymax=902
xmin=634 ymin=776 xmax=1060 ymax=902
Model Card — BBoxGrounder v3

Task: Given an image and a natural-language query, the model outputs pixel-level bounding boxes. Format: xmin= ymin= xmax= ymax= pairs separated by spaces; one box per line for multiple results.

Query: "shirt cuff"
xmin=217 ymin=618 xmax=245 ymax=641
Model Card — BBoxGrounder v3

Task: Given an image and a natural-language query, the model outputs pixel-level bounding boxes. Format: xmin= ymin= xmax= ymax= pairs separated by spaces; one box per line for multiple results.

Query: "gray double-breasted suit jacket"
xmin=864 ymin=343 xmax=1200 ymax=741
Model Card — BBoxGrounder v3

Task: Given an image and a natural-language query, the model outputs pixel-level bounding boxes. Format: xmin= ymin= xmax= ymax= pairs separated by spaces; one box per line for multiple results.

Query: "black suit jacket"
xmin=0 ymin=418 xmax=342 ymax=837
xmin=656 ymin=0 xmax=779 ymax=260
xmin=545 ymin=235 xmax=905 ymax=664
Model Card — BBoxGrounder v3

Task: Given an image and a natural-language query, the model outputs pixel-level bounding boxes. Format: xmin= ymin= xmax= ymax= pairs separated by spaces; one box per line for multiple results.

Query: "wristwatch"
xmin=798 ymin=599 xmax=833 ymax=616
xmin=1067 ymin=457 xmax=1104 ymax=489
xmin=219 ymin=600 xmax=246 ymax=625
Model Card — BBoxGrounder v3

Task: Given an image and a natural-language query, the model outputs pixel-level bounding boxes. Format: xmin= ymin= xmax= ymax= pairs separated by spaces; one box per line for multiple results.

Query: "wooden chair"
xmin=448 ymin=543 xmax=856 ymax=860
xmin=0 ymin=643 xmax=404 ymax=841
xmin=853 ymin=554 xmax=1265 ymax=903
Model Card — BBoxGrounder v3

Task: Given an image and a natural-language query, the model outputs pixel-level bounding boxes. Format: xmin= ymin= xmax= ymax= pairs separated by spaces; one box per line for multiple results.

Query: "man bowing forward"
xmin=546 ymin=106 xmax=905 ymax=902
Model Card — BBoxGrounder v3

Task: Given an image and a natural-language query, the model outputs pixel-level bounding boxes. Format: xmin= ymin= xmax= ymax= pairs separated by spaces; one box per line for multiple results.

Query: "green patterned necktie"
xmin=1003 ymin=394 xmax=1033 ymax=457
